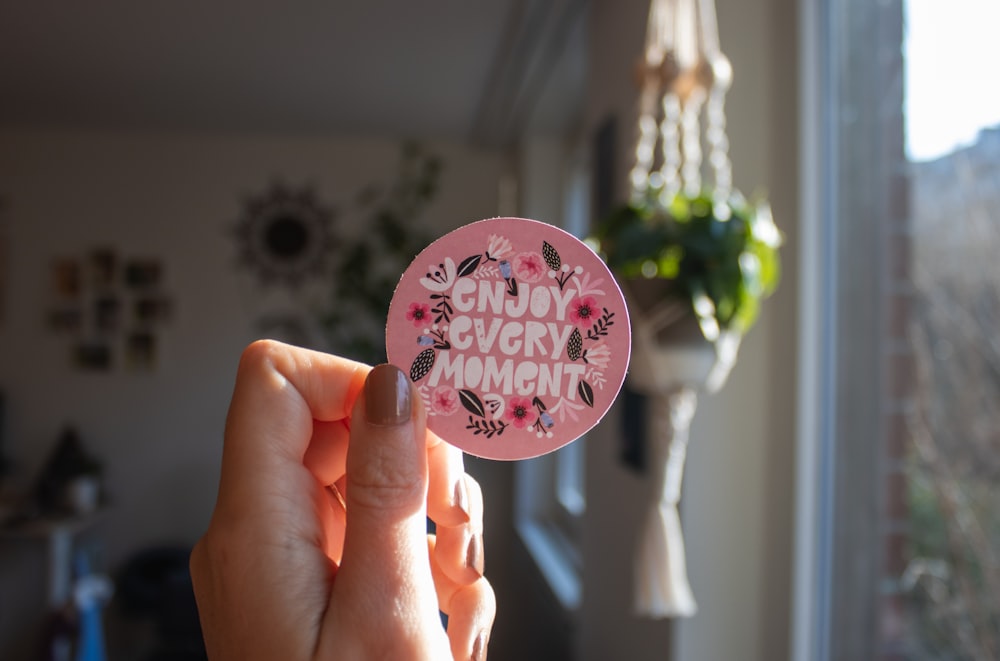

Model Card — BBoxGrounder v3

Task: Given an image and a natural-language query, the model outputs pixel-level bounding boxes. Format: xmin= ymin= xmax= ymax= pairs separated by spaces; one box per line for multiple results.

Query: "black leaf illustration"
xmin=578 ymin=380 xmax=595 ymax=408
xmin=457 ymin=254 xmax=483 ymax=277
xmin=459 ymin=389 xmax=486 ymax=418
xmin=532 ymin=396 xmax=547 ymax=411
xmin=567 ymin=328 xmax=583 ymax=361
xmin=587 ymin=308 xmax=617 ymax=340
xmin=466 ymin=416 xmax=508 ymax=438
xmin=410 ymin=348 xmax=436 ymax=382
xmin=506 ymin=277 xmax=518 ymax=296
xmin=542 ymin=241 xmax=561 ymax=271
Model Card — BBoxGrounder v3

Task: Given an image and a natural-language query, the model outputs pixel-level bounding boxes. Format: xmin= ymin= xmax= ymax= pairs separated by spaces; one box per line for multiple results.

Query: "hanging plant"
xmin=590 ymin=187 xmax=781 ymax=340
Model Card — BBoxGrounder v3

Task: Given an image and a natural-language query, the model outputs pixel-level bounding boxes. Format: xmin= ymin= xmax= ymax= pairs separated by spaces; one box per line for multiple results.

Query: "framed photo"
xmin=74 ymin=342 xmax=112 ymax=371
xmin=90 ymin=247 xmax=118 ymax=288
xmin=134 ymin=297 xmax=173 ymax=324
xmin=52 ymin=258 xmax=82 ymax=298
xmin=125 ymin=260 xmax=163 ymax=288
xmin=48 ymin=306 xmax=83 ymax=332
xmin=126 ymin=332 xmax=156 ymax=370
xmin=95 ymin=296 xmax=121 ymax=332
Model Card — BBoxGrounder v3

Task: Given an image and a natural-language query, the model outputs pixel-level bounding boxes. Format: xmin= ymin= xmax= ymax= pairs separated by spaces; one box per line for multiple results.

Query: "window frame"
xmin=792 ymin=0 xmax=908 ymax=659
xmin=513 ymin=140 xmax=591 ymax=613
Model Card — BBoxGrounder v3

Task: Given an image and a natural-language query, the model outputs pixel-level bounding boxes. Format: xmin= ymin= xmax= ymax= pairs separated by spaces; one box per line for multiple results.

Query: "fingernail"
xmin=466 ymin=533 xmax=485 ymax=577
xmin=472 ymin=630 xmax=488 ymax=661
xmin=365 ymin=364 xmax=411 ymax=426
xmin=454 ymin=475 xmax=471 ymax=521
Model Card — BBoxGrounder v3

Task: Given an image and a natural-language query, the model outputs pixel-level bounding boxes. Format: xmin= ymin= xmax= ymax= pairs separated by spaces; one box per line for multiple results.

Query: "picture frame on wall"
xmin=44 ymin=245 xmax=175 ymax=372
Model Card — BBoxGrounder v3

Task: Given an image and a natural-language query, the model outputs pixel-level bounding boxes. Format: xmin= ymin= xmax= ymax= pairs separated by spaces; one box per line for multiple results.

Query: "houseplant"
xmin=590 ymin=187 xmax=781 ymax=344
xmin=590 ymin=187 xmax=781 ymax=618
xmin=590 ymin=0 xmax=784 ymax=618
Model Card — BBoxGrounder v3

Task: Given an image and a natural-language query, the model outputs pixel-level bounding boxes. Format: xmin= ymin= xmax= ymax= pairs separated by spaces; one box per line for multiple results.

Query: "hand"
xmin=190 ymin=340 xmax=495 ymax=660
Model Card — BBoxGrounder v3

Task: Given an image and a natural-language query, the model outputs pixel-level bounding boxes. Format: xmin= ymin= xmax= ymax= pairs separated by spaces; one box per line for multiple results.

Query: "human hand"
xmin=190 ymin=341 xmax=495 ymax=660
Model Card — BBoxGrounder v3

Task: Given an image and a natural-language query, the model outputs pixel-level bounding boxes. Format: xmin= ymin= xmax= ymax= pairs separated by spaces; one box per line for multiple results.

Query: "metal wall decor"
xmin=233 ymin=183 xmax=337 ymax=288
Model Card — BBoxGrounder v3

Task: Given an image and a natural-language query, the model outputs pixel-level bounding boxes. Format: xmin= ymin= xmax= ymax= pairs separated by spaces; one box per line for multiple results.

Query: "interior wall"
xmin=0 ymin=127 xmax=503 ymax=656
xmin=579 ymin=0 xmax=799 ymax=660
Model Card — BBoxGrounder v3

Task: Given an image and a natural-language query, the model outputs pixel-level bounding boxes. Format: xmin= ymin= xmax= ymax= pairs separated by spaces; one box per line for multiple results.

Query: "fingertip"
xmin=364 ymin=364 xmax=412 ymax=426
xmin=428 ymin=445 xmax=471 ymax=527
xmin=447 ymin=579 xmax=496 ymax=661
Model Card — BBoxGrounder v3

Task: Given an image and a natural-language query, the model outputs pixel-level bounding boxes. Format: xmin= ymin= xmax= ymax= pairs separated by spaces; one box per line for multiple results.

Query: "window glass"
xmin=903 ymin=1 xmax=1000 ymax=657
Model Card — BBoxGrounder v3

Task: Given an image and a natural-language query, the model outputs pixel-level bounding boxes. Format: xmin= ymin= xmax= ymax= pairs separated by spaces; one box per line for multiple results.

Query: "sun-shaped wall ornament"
xmin=233 ymin=183 xmax=336 ymax=288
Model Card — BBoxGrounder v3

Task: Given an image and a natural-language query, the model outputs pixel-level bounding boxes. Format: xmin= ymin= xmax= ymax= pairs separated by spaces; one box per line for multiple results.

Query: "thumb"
xmin=332 ymin=364 xmax=442 ymax=640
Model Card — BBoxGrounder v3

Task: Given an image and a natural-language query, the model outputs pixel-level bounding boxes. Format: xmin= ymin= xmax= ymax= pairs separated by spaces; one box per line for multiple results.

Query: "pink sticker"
xmin=386 ymin=217 xmax=631 ymax=460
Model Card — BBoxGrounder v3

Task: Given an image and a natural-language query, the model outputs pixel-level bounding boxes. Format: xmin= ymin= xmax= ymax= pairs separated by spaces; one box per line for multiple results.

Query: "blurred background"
xmin=0 ymin=0 xmax=997 ymax=660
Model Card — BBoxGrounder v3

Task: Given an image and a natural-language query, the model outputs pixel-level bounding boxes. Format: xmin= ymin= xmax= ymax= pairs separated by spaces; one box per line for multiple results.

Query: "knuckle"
xmin=238 ymin=339 xmax=283 ymax=373
xmin=348 ymin=471 xmax=426 ymax=514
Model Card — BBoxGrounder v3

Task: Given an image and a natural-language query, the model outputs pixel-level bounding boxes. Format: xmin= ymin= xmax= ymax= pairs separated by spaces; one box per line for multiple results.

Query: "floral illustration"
xmin=572 ymin=272 xmax=606 ymax=298
xmin=403 ymin=232 xmax=620 ymax=443
xmin=512 ymin=251 xmax=546 ymax=283
xmin=583 ymin=340 xmax=611 ymax=369
xmin=417 ymin=327 xmax=451 ymax=350
xmin=498 ymin=259 xmax=517 ymax=295
xmin=486 ymin=234 xmax=513 ymax=260
xmin=505 ymin=396 xmax=538 ymax=429
xmin=569 ymin=296 xmax=599 ymax=327
xmin=420 ymin=257 xmax=457 ymax=292
xmin=430 ymin=385 xmax=460 ymax=416
xmin=483 ymin=393 xmax=506 ymax=418
xmin=550 ymin=397 xmax=585 ymax=423
xmin=406 ymin=302 xmax=432 ymax=327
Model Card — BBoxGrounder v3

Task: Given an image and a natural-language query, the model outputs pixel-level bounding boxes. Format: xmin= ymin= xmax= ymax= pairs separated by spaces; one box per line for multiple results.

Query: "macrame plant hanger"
xmin=627 ymin=0 xmax=738 ymax=619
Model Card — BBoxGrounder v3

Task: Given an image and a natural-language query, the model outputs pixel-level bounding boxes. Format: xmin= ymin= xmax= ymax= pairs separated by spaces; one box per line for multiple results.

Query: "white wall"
xmin=579 ymin=0 xmax=799 ymax=660
xmin=0 ymin=128 xmax=503 ymax=655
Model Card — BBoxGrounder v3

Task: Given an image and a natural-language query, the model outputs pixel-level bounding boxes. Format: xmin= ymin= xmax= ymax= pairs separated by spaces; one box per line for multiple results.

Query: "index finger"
xmin=220 ymin=340 xmax=371 ymax=502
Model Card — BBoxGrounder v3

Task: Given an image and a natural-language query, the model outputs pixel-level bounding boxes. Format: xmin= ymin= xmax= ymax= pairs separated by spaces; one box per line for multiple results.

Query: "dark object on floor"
xmin=117 ymin=546 xmax=206 ymax=661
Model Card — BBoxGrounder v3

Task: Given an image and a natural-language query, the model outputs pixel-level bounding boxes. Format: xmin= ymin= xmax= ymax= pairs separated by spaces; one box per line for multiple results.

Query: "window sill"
xmin=516 ymin=518 xmax=582 ymax=612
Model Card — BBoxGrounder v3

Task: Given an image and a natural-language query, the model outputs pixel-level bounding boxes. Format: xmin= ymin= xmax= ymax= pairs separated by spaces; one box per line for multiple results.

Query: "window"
xmin=514 ymin=141 xmax=591 ymax=611
xmin=795 ymin=1 xmax=1000 ymax=659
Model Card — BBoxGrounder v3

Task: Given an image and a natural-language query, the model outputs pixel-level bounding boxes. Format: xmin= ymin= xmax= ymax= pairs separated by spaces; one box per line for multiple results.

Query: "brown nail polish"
xmin=472 ymin=630 xmax=488 ymax=661
xmin=365 ymin=364 xmax=411 ymax=426
xmin=454 ymin=475 xmax=471 ymax=520
xmin=466 ymin=533 xmax=485 ymax=577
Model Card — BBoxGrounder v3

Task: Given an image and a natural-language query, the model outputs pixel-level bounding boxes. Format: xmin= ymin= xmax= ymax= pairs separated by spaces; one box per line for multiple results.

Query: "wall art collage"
xmin=46 ymin=247 xmax=174 ymax=371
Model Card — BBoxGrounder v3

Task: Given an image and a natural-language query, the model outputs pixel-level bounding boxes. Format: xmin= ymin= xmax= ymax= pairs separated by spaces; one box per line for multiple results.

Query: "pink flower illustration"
xmin=431 ymin=385 xmax=460 ymax=416
xmin=511 ymin=252 xmax=546 ymax=283
xmin=569 ymin=296 xmax=599 ymax=327
xmin=486 ymin=234 xmax=513 ymax=260
xmin=505 ymin=396 xmax=537 ymax=429
xmin=584 ymin=340 xmax=611 ymax=369
xmin=406 ymin=302 xmax=432 ymax=327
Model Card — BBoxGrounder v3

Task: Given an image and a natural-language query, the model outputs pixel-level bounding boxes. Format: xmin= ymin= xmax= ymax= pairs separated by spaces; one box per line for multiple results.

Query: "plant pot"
xmin=622 ymin=277 xmax=718 ymax=394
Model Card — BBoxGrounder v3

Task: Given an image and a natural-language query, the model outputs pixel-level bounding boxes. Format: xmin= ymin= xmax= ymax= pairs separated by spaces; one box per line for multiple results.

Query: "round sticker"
xmin=386 ymin=217 xmax=631 ymax=460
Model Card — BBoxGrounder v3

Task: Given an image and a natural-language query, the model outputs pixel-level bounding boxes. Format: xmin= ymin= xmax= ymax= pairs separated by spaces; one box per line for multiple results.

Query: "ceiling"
xmin=0 ymin=0 xmax=588 ymax=146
